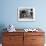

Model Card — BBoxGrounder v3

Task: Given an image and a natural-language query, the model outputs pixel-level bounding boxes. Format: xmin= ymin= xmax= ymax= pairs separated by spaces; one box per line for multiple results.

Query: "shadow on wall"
xmin=0 ymin=24 xmax=7 ymax=43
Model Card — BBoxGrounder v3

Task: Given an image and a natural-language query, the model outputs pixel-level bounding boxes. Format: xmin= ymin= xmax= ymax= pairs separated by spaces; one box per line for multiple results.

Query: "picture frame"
xmin=17 ymin=7 xmax=35 ymax=21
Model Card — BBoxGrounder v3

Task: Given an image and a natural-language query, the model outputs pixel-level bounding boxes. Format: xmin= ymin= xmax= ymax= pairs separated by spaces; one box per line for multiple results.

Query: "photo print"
xmin=18 ymin=7 xmax=35 ymax=21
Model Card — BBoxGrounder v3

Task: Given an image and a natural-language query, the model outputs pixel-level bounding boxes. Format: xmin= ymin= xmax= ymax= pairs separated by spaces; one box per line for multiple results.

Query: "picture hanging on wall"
xmin=17 ymin=7 xmax=35 ymax=21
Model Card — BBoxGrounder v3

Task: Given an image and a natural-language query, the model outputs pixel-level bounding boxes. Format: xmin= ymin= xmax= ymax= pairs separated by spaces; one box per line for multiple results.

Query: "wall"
xmin=0 ymin=0 xmax=46 ymax=30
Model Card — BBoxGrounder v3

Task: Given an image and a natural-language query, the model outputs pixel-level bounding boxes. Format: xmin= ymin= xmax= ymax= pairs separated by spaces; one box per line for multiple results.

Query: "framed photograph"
xmin=17 ymin=7 xmax=35 ymax=21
